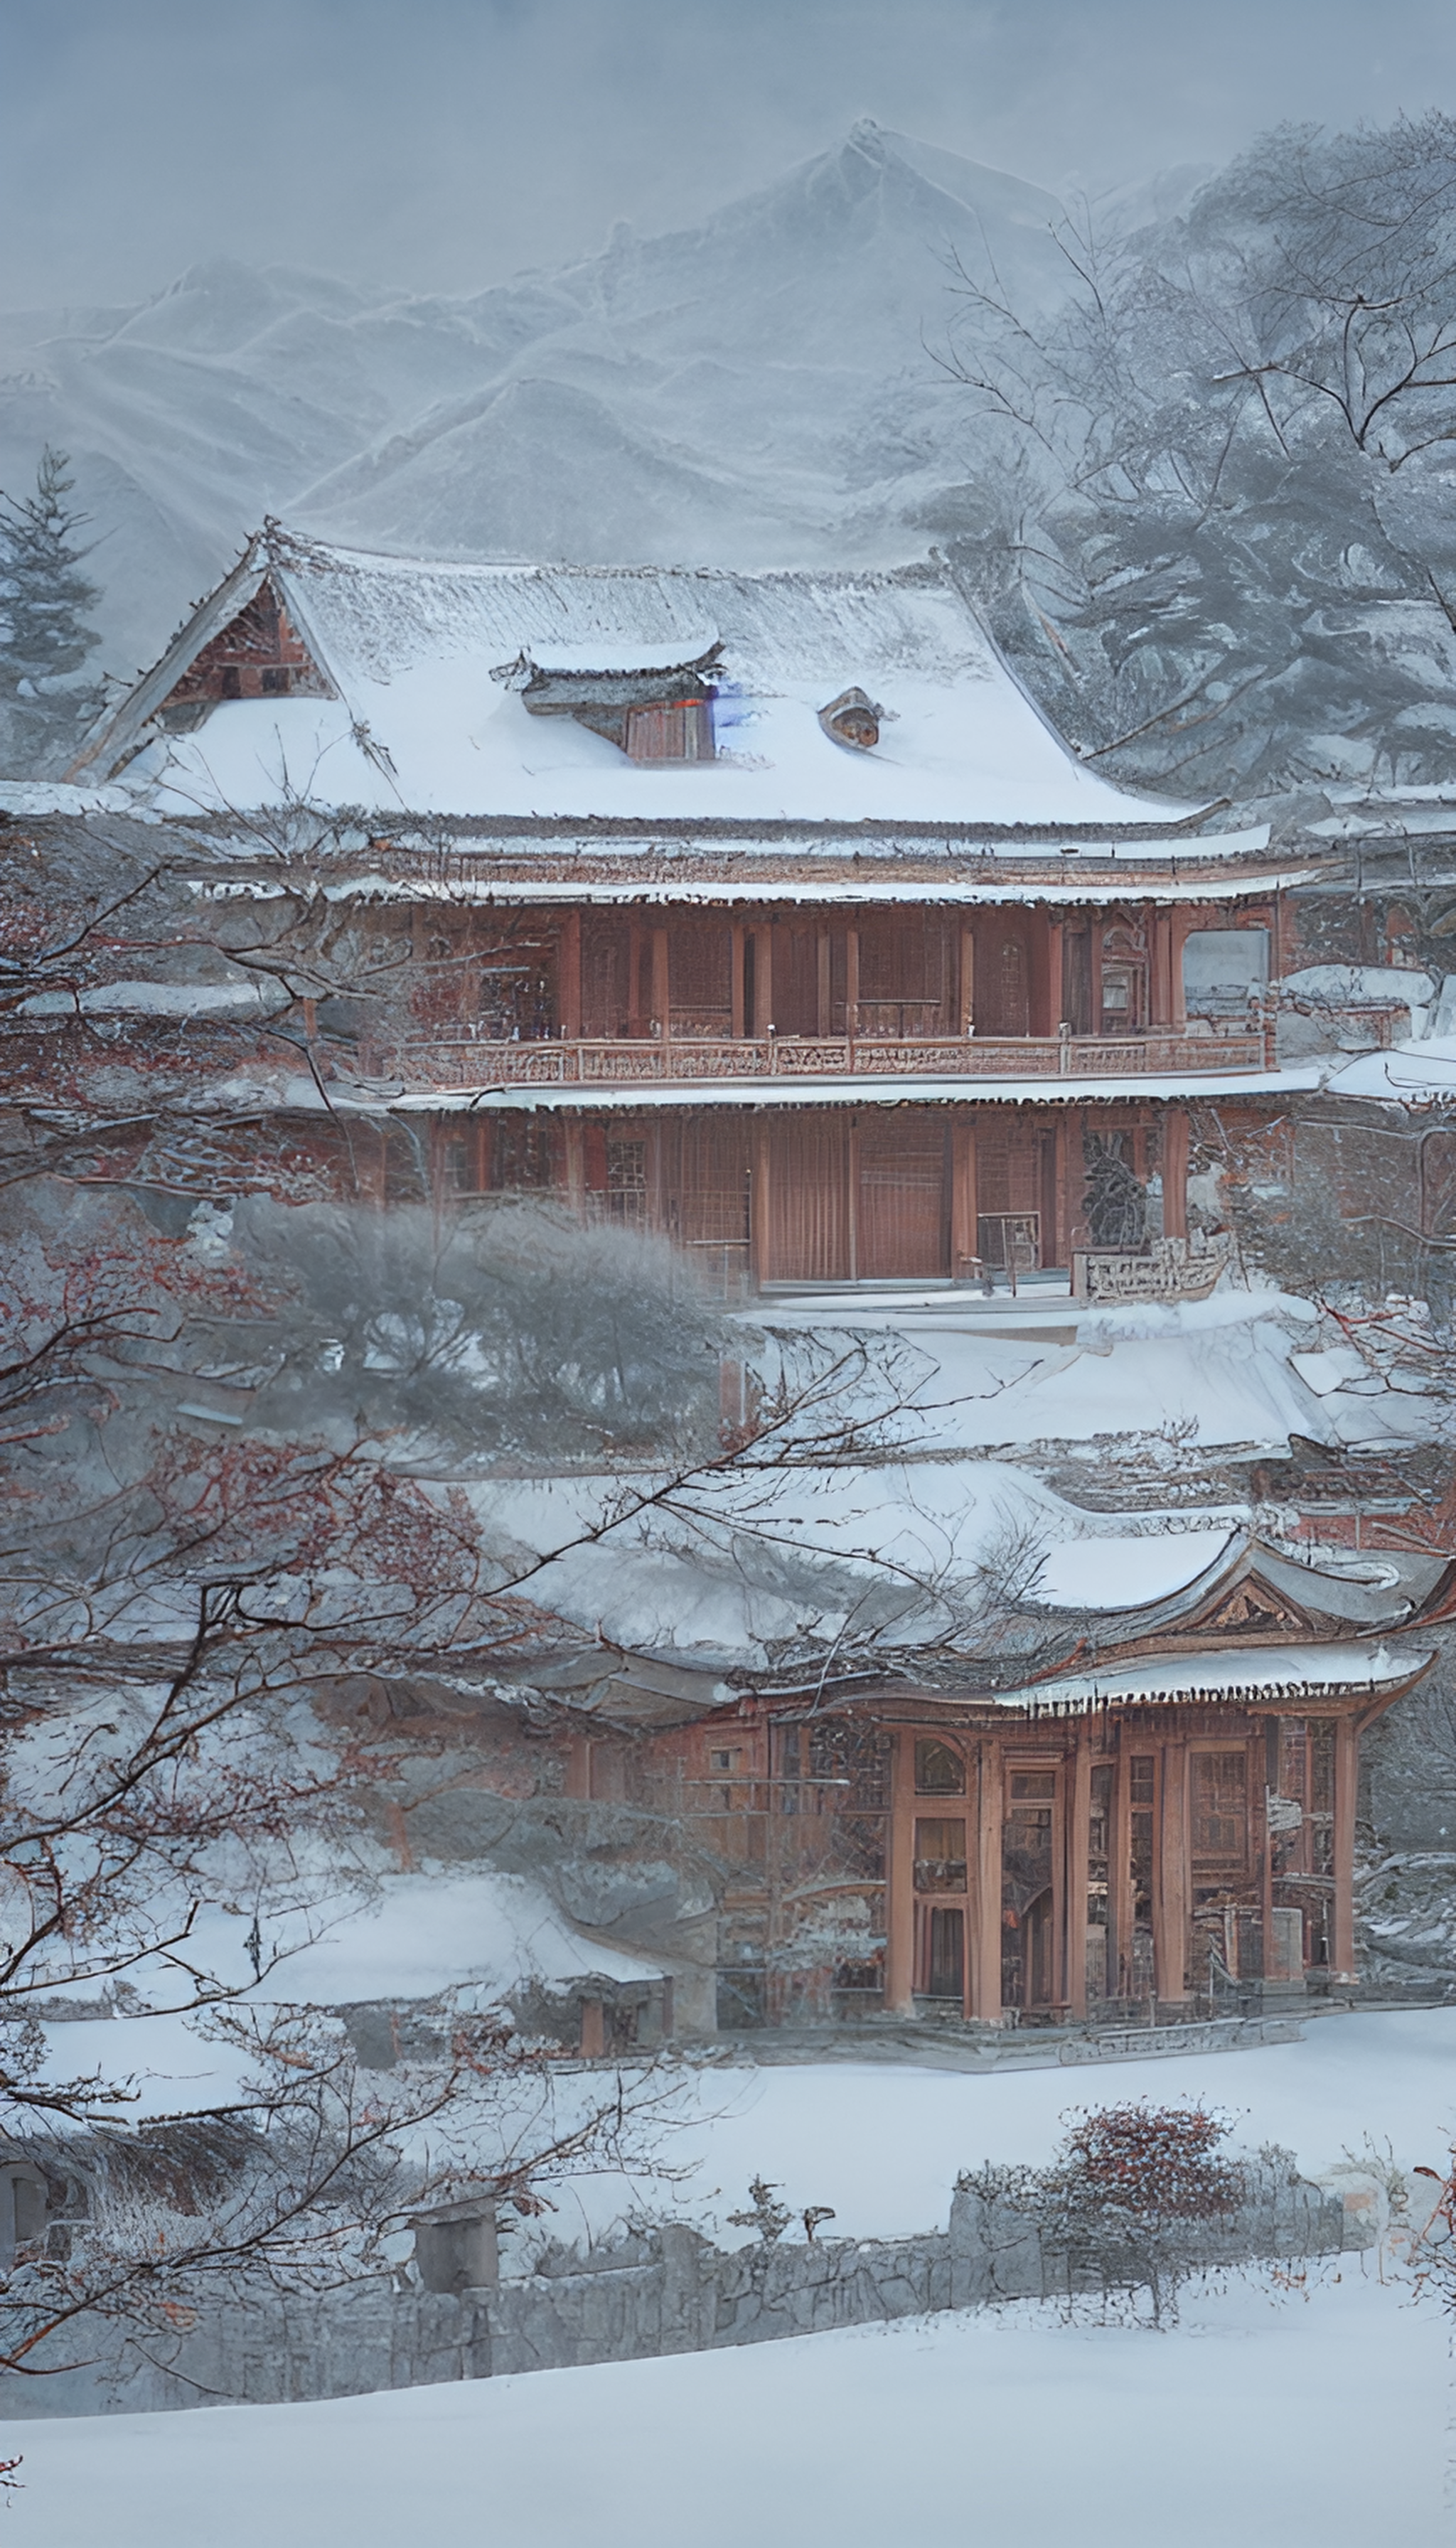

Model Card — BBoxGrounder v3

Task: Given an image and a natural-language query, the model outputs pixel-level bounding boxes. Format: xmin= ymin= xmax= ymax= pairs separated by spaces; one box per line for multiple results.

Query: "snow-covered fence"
xmin=3 ymin=2166 xmax=1364 ymax=2416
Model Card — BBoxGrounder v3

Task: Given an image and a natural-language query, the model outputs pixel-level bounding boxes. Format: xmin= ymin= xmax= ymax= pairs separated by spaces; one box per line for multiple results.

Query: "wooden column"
xmin=1162 ymin=1108 xmax=1189 ymax=1239
xmin=749 ymin=1122 xmax=773 ymax=1288
xmin=1044 ymin=919 xmax=1065 ymax=1033
xmin=884 ymin=1732 xmax=916 ymax=2016
xmin=755 ymin=925 xmax=774 ymax=1037
xmin=651 ymin=926 xmax=670 ymax=1038
xmin=1331 ymin=1715 xmax=1359 ymax=1981
xmin=846 ymin=1115 xmax=860 ymax=1282
xmin=845 ymin=927 xmax=860 ymax=1039
xmin=1109 ymin=1737 xmax=1135 ymax=2003
xmin=973 ymin=1740 xmax=1005 ymax=2023
xmin=817 ymin=928 xmax=833 ymax=1037
xmin=958 ymin=924 xmax=975 ymax=1035
xmin=1066 ymin=1733 xmax=1092 ymax=2019
xmin=1150 ymin=911 xmax=1174 ymax=1027
xmin=564 ymin=1117 xmax=586 ymax=1218
xmin=559 ymin=910 xmax=582 ymax=1040
xmin=628 ymin=921 xmax=646 ymax=1037
xmin=951 ymin=1116 xmax=978 ymax=1278
xmin=731 ymin=924 xmax=746 ymax=1039
xmin=1169 ymin=914 xmax=1189 ymax=1029
xmin=1052 ymin=1115 xmax=1069 ymax=1267
xmin=1154 ymin=1739 xmax=1191 ymax=2011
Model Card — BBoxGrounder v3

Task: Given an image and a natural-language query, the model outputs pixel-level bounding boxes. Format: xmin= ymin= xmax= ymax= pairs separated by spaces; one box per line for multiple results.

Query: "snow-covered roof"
xmin=1324 ymin=1034 xmax=1456 ymax=1105
xmin=986 ymin=1640 xmax=1432 ymax=1716
xmin=75 ymin=528 xmax=1263 ymax=841
xmin=398 ymin=1063 xmax=1322 ymax=1115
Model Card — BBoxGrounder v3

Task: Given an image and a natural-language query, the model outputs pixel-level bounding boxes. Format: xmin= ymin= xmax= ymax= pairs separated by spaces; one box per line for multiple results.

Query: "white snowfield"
xmin=15 ymin=2011 xmax=1456 ymax=2548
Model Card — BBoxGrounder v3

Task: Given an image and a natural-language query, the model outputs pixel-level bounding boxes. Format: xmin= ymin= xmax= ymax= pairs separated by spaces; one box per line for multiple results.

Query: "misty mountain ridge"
xmin=4 ymin=114 xmax=1453 ymax=806
xmin=0 ymin=124 xmax=1187 ymax=683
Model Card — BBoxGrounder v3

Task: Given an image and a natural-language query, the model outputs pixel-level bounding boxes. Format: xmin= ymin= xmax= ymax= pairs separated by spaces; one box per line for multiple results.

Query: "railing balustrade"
xmin=362 ymin=1019 xmax=1271 ymax=1088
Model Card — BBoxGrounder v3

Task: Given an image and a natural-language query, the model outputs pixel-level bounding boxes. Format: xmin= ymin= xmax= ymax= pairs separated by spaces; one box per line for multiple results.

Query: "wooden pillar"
xmin=628 ymin=921 xmax=646 ymax=1036
xmin=1066 ymin=1732 xmax=1092 ymax=2020
xmin=1150 ymin=911 xmax=1174 ymax=1027
xmin=973 ymin=1740 xmax=1005 ymax=2023
xmin=1109 ymin=1733 xmax=1135 ymax=2003
xmin=846 ymin=1115 xmax=859 ymax=1282
xmin=845 ymin=926 xmax=860 ymax=1039
xmin=1170 ymin=914 xmax=1189 ymax=1029
xmin=559 ymin=910 xmax=582 ymax=1040
xmin=476 ymin=1113 xmax=495 ymax=1196
xmin=951 ymin=1115 xmax=978 ymax=1278
xmin=564 ymin=1116 xmax=586 ymax=1218
xmin=1154 ymin=1738 xmax=1191 ymax=2011
xmin=1331 ymin=1715 xmax=1359 ymax=1981
xmin=884 ymin=1731 xmax=916 ymax=2016
xmin=651 ymin=925 xmax=670 ymax=1039
xmin=1162 ymin=1108 xmax=1189 ymax=1240
xmin=817 ymin=928 xmax=833 ymax=1037
xmin=1052 ymin=1114 xmax=1069 ymax=1267
xmin=1044 ymin=919 xmax=1065 ymax=1033
xmin=755 ymin=924 xmax=775 ymax=1037
xmin=958 ymin=924 xmax=975 ymax=1034
xmin=750 ymin=1121 xmax=773 ymax=1288
xmin=731 ymin=924 xmax=746 ymax=1039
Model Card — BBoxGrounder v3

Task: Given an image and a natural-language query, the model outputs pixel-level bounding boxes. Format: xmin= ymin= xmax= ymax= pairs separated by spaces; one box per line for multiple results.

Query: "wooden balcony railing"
xmin=363 ymin=1020 xmax=1273 ymax=1089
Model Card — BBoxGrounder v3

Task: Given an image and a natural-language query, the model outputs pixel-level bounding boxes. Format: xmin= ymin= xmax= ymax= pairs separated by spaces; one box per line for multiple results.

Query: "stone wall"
xmin=4 ymin=2163 xmax=1365 ymax=2418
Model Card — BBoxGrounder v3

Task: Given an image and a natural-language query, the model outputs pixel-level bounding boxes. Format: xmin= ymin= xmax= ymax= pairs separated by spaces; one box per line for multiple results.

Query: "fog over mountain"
xmin=0 ymin=124 xmax=1194 ymax=683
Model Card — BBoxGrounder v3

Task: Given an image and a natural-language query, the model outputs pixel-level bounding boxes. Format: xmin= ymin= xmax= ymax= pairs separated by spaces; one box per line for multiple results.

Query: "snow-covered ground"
xmin=13 ymin=2266 xmax=1448 ymax=2548
xmin=11 ymin=2016 xmax=1454 ymax=2537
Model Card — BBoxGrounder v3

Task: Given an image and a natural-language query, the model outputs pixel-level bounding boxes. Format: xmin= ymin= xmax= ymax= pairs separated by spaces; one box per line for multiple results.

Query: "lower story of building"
xmin=570 ymin=1696 xmax=1372 ymax=2033
xmin=431 ymin=1100 xmax=1191 ymax=1290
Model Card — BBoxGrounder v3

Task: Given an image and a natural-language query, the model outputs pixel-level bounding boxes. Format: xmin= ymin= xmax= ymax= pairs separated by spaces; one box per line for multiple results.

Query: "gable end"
xmin=156 ymin=577 xmax=333 ymax=729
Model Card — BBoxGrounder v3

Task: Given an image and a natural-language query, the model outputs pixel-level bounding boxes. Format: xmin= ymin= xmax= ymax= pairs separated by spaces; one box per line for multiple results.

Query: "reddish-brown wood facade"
xmin=566 ymin=1678 xmax=1406 ymax=2030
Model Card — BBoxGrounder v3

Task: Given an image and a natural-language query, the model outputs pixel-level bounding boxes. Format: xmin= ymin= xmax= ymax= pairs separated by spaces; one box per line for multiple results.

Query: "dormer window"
xmin=497 ymin=634 xmax=721 ymax=763
xmin=818 ymin=686 xmax=882 ymax=751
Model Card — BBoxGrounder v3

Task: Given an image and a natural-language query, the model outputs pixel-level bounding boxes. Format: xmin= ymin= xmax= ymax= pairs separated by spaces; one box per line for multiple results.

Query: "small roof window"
xmin=818 ymin=686 xmax=883 ymax=751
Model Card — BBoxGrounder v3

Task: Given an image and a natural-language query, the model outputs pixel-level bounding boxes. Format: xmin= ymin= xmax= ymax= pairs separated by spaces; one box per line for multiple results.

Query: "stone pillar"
xmin=412 ymin=2202 xmax=499 ymax=2296
xmin=973 ymin=1742 xmax=1005 ymax=2023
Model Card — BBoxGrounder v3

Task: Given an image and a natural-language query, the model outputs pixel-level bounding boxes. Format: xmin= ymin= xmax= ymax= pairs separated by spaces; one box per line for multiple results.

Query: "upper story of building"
xmin=65 ymin=529 xmax=1319 ymax=1101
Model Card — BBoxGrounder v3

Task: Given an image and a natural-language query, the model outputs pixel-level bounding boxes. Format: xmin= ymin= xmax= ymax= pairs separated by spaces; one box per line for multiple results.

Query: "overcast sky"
xmin=6 ymin=0 xmax=1456 ymax=309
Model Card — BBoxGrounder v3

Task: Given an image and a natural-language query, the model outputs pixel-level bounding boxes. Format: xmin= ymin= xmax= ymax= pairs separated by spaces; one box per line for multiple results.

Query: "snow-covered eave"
xmin=390 ymin=1064 xmax=1322 ymax=1117
xmin=299 ymin=863 xmax=1308 ymax=913
xmin=974 ymin=1639 xmax=1434 ymax=1718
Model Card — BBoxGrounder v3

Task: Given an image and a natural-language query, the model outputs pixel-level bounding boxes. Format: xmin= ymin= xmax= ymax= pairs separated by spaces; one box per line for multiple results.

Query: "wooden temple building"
xmin=73 ymin=528 xmax=1315 ymax=1290
xmin=68 ymin=529 xmax=1438 ymax=2028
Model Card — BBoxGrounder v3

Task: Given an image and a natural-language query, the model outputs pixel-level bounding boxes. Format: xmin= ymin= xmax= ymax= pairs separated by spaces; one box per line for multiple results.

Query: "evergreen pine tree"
xmin=0 ymin=446 xmax=102 ymax=774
